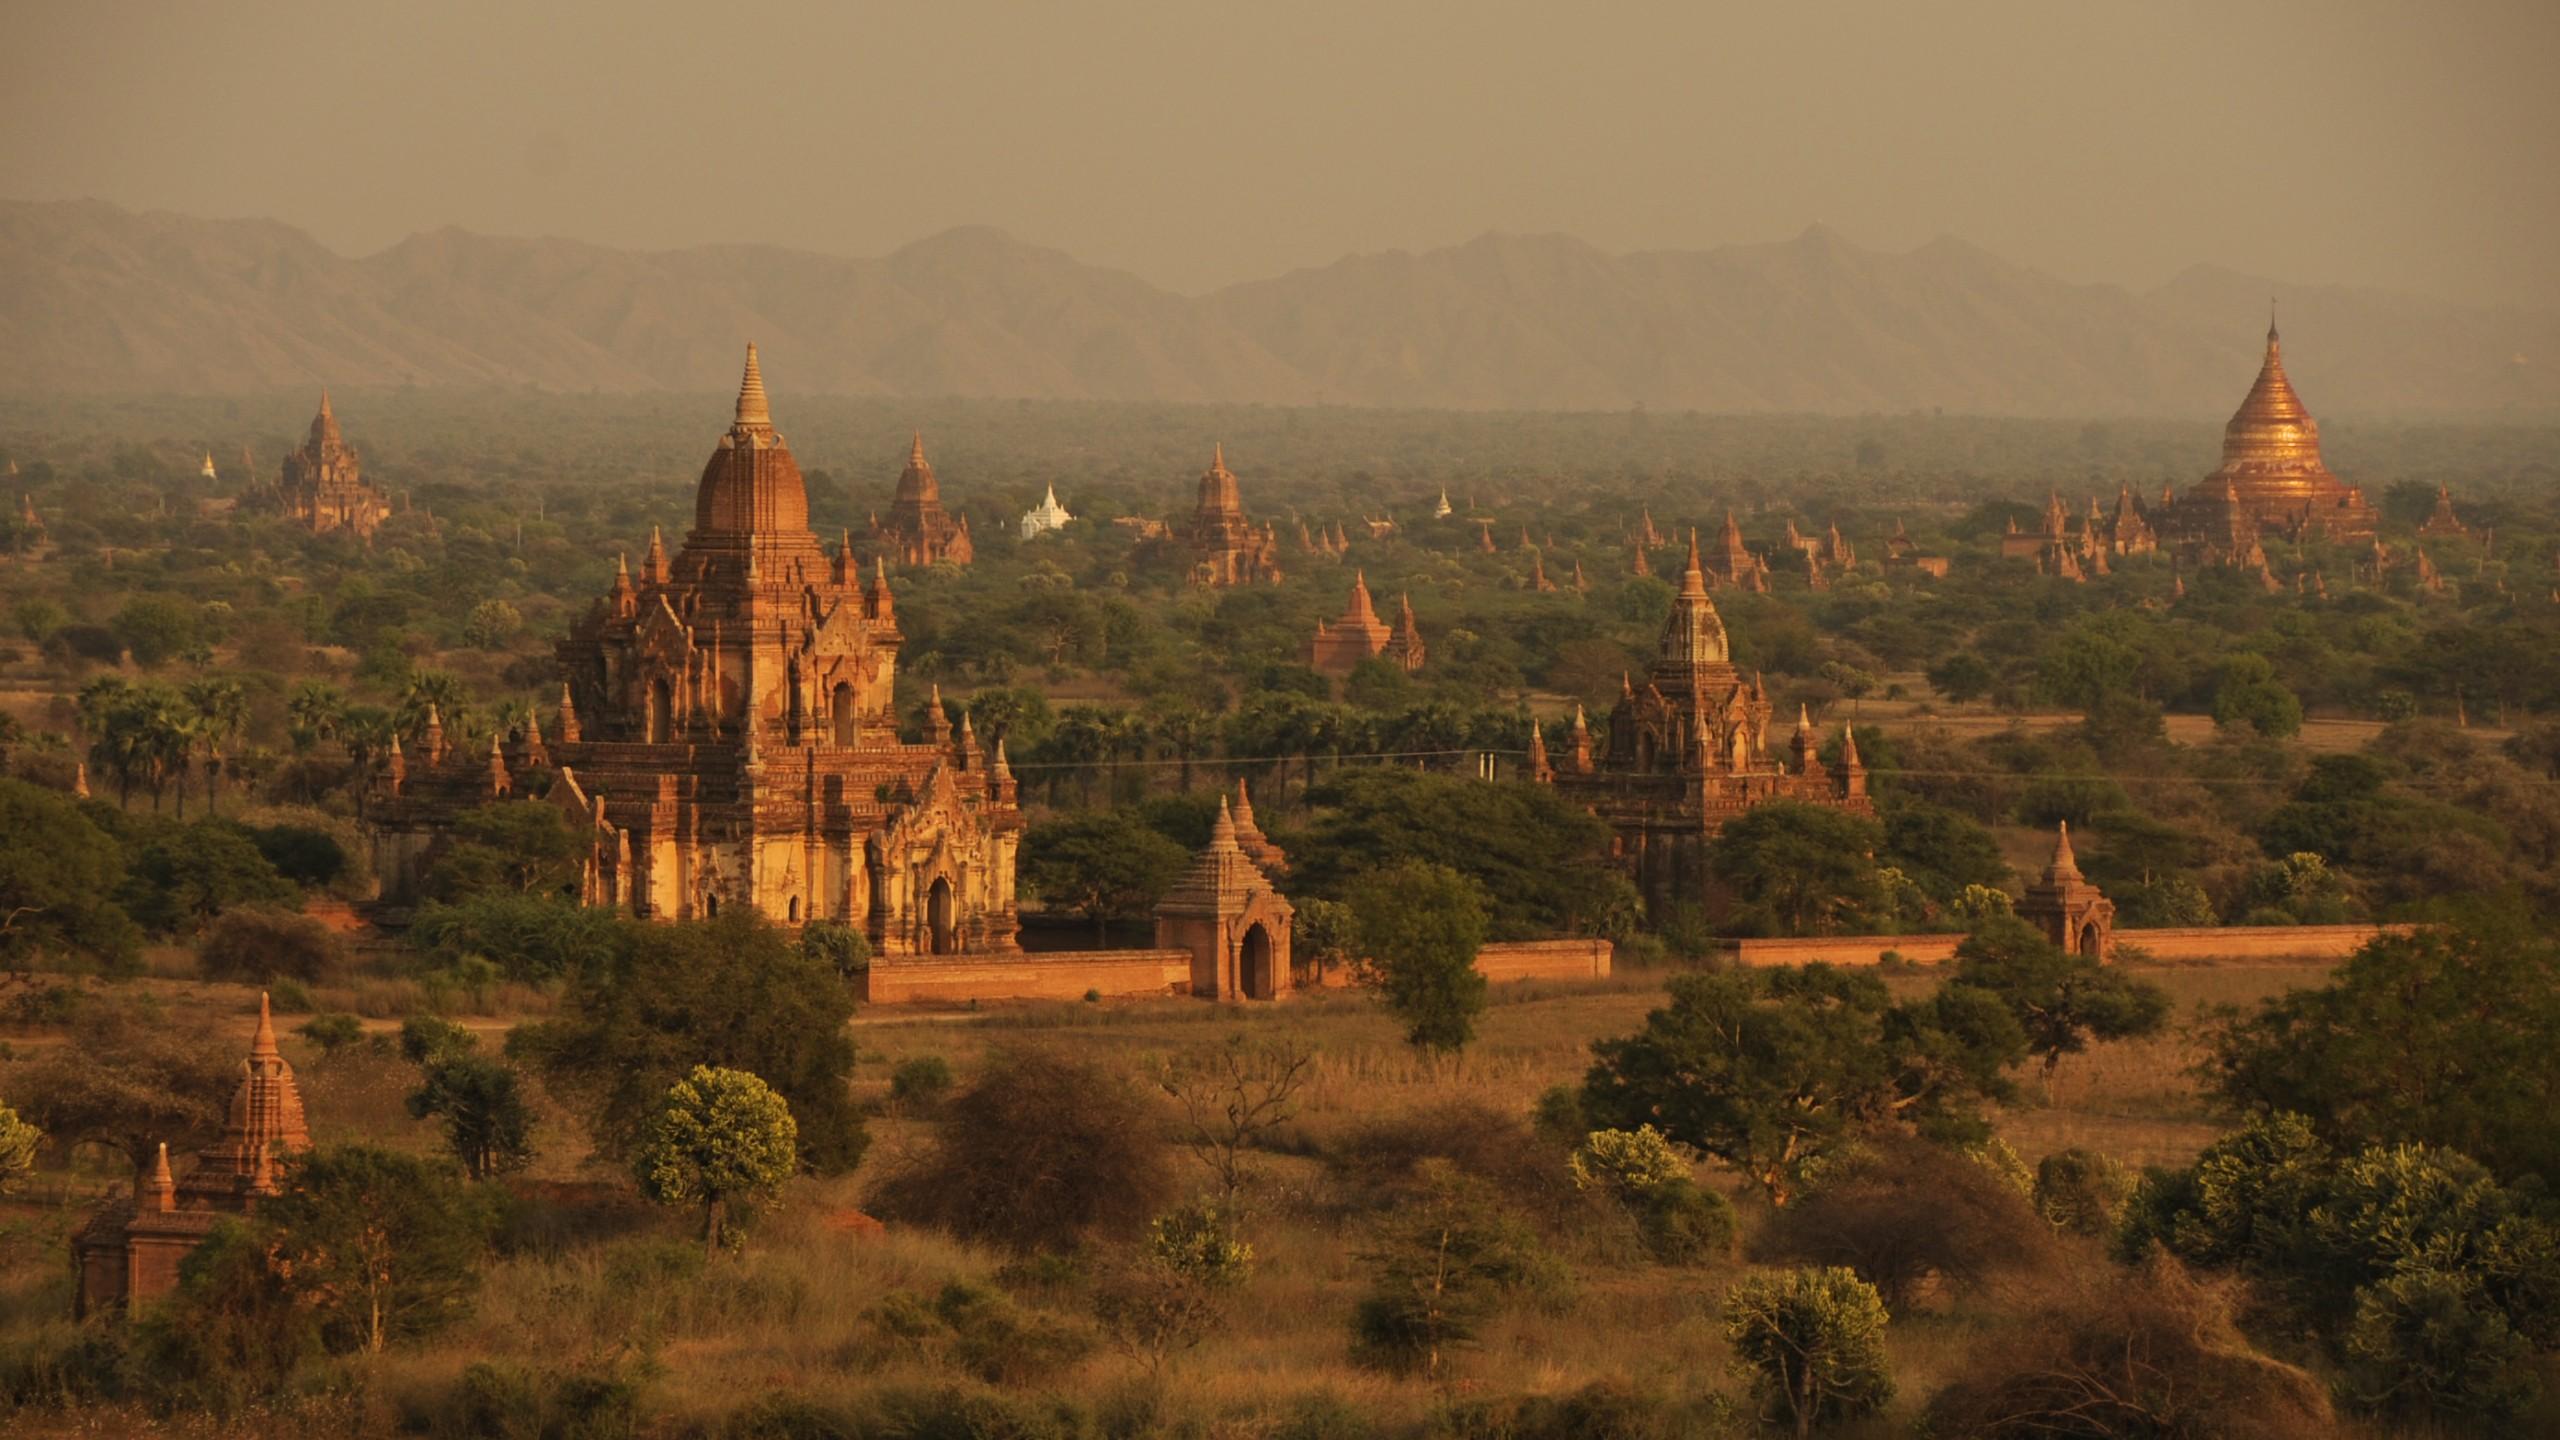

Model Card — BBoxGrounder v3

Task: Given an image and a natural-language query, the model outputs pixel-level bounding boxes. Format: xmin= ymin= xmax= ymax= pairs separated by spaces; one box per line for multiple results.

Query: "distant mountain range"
xmin=3 ymin=198 xmax=2551 ymax=416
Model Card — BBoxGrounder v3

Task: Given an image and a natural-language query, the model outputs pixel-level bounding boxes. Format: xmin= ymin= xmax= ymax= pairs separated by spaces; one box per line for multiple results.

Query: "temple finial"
xmin=735 ymin=343 xmax=772 ymax=429
xmin=909 ymin=431 xmax=926 ymax=467
xmin=253 ymin=991 xmax=279 ymax=1058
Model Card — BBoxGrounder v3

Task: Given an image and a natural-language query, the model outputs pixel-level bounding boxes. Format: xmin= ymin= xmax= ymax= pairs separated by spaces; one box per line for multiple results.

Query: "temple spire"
xmin=252 ymin=991 xmax=279 ymax=1060
xmin=734 ymin=343 xmax=773 ymax=431
xmin=909 ymin=431 xmax=927 ymax=469
xmin=2045 ymin=820 xmax=2081 ymax=880
xmin=149 ymin=1141 xmax=176 ymax=1212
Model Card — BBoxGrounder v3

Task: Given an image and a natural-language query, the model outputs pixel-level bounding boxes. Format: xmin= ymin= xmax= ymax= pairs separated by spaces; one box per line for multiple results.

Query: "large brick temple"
xmin=370 ymin=346 xmax=1022 ymax=954
xmin=1545 ymin=533 xmax=1871 ymax=911
xmin=271 ymin=392 xmax=393 ymax=538
xmin=870 ymin=433 xmax=974 ymax=567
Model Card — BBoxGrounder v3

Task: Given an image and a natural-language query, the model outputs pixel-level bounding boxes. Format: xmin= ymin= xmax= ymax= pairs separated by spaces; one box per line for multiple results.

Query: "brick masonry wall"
xmin=864 ymin=950 xmax=1193 ymax=1005
xmin=1723 ymin=924 xmax=2402 ymax=969
xmin=1474 ymin=939 xmax=1616 ymax=983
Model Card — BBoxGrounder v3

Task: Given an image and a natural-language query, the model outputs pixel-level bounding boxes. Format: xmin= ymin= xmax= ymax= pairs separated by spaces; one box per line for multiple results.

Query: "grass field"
xmin=0 ymin=952 xmax=2408 ymax=1438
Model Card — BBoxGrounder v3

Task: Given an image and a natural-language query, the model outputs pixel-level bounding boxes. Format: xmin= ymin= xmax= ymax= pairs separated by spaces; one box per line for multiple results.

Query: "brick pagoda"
xmin=272 ymin=391 xmax=393 ymax=537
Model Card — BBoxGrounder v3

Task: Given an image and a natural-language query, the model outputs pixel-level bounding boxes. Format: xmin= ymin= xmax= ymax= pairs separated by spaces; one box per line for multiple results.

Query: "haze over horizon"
xmin=5 ymin=0 xmax=2557 ymax=309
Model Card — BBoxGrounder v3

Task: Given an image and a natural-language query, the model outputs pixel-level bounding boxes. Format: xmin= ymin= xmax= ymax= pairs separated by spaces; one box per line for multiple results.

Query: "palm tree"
xmin=400 ymin=671 xmax=470 ymax=743
xmin=287 ymin=681 xmax=348 ymax=753
xmin=183 ymin=677 xmax=248 ymax=815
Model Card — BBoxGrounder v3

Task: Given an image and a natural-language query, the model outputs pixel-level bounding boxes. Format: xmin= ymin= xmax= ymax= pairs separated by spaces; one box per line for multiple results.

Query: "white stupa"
xmin=1019 ymin=483 xmax=1073 ymax=539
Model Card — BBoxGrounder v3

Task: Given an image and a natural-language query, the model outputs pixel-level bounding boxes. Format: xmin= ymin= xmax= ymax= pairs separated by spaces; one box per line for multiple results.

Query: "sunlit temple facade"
xmin=2162 ymin=319 xmax=2377 ymax=549
xmin=370 ymin=346 xmax=1023 ymax=955
xmin=1546 ymin=533 xmax=1871 ymax=911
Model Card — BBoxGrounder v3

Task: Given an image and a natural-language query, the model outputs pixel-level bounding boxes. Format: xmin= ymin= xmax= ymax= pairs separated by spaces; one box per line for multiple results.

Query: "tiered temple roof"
xmin=274 ymin=391 xmax=393 ymax=538
xmin=2163 ymin=318 xmax=2376 ymax=546
xmin=874 ymin=432 xmax=975 ymax=566
xmin=1180 ymin=445 xmax=1282 ymax=585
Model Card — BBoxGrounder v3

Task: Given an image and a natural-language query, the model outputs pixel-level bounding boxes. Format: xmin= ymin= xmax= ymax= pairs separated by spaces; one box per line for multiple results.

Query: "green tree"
xmin=408 ymin=893 xmax=626 ymax=984
xmin=513 ymin=910 xmax=866 ymax=1172
xmin=1708 ymin=801 xmax=1888 ymax=936
xmin=1292 ymin=896 xmax=1357 ymax=984
xmin=0 ymin=1103 xmax=39 ymax=1195
xmin=1582 ymin=966 xmax=2024 ymax=1203
xmin=17 ymin=998 xmax=236 ymax=1184
xmin=1349 ymin=860 xmax=1489 ymax=1055
xmin=633 ymin=1065 xmax=800 ymax=1254
xmin=2214 ymin=654 xmax=2305 ymax=739
xmin=1290 ymin=769 xmax=1632 ymax=939
xmin=423 ymin=802 xmax=590 ymax=901
xmin=1948 ymin=913 xmax=2170 ymax=1078
xmin=120 ymin=819 xmax=296 ymax=935
xmin=407 ymin=1055 xmax=536 ymax=1181
xmin=460 ymin=598 xmax=524 ymax=650
xmin=2206 ymin=917 xmax=2560 ymax=1185
xmin=1350 ymin=1160 xmax=1561 ymax=1379
xmin=258 ymin=1145 xmax=496 ymax=1353
xmin=1019 ymin=809 xmax=1189 ymax=943
xmin=112 ymin=594 xmax=200 ymax=669
xmin=1722 ymin=1267 xmax=1894 ymax=1438
xmin=0 ymin=778 xmax=143 ymax=977
xmin=1879 ymin=801 xmax=2008 ymax=903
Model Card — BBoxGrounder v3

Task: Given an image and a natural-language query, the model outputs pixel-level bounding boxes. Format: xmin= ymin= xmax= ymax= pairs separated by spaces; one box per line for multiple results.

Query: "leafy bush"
xmin=888 ymin=1054 xmax=955 ymax=1113
xmin=1926 ymin=1254 xmax=2335 ymax=1440
xmin=294 ymin=1012 xmax=364 ymax=1056
xmin=857 ymin=1281 xmax=1096 ymax=1386
xmin=2033 ymin=1147 xmax=2133 ymax=1236
xmin=1722 ymin=1267 xmax=1893 ymax=1436
xmin=868 ymin=1045 xmax=1172 ymax=1253
xmin=197 ymin=906 xmax=347 ymax=985
xmin=1350 ymin=1161 xmax=1567 ymax=1378
xmin=1324 ymin=1099 xmax=1577 ymax=1224
xmin=1757 ymin=1136 xmax=2055 ymax=1309
xmin=249 ymin=823 xmax=349 ymax=890
xmin=1569 ymin=1126 xmax=1735 ymax=1264
xmin=797 ymin=919 xmax=870 ymax=980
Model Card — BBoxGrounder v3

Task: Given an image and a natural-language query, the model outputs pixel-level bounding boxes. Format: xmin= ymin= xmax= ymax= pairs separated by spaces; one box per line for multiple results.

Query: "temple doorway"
xmin=1239 ymin=922 xmax=1275 ymax=1001
xmin=2076 ymin=920 xmax=2103 ymax=958
xmin=926 ymin=877 xmax=956 ymax=955
xmin=831 ymin=683 xmax=857 ymax=745
xmin=647 ymin=679 xmax=674 ymax=743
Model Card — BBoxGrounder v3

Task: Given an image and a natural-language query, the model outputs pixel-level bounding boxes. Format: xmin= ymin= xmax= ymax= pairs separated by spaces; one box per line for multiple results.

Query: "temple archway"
xmin=2076 ymin=920 xmax=2103 ymax=958
xmin=647 ymin=678 xmax=674 ymax=743
xmin=926 ymin=877 xmax=956 ymax=955
xmin=1239 ymin=922 xmax=1275 ymax=1001
xmin=831 ymin=683 xmax=857 ymax=745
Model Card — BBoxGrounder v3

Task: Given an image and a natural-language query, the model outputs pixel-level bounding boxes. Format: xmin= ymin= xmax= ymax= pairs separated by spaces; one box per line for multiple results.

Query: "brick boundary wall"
xmin=863 ymin=938 xmax=1615 ymax=1005
xmin=863 ymin=950 xmax=1192 ymax=1005
xmin=1723 ymin=923 xmax=2404 ymax=969
xmin=1474 ymin=938 xmax=1615 ymax=983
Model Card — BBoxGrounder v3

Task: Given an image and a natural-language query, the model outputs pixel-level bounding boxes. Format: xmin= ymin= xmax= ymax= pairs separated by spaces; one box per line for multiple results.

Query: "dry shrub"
xmin=197 ymin=906 xmax=348 ymax=985
xmin=1755 ymin=1135 xmax=2057 ymax=1309
xmin=866 ymin=1045 xmax=1173 ymax=1253
xmin=1925 ymin=1252 xmax=2336 ymax=1439
xmin=1322 ymin=1098 xmax=1576 ymax=1222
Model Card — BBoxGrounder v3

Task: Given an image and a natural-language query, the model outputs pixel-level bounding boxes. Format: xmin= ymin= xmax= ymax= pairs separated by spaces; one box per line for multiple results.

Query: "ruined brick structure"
xmin=369 ymin=347 xmax=1022 ymax=954
xmin=1306 ymin=572 xmax=1424 ymax=677
xmin=272 ymin=392 xmax=393 ymax=538
xmin=74 ymin=995 xmax=311 ymax=1317
xmin=1546 ymin=534 xmax=1872 ymax=912
xmin=1179 ymin=445 xmax=1282 ymax=586
xmin=871 ymin=433 xmax=974 ymax=567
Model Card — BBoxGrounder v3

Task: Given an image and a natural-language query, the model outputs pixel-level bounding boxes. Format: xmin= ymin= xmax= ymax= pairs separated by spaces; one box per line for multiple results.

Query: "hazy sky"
xmin=5 ymin=0 xmax=2556 ymax=305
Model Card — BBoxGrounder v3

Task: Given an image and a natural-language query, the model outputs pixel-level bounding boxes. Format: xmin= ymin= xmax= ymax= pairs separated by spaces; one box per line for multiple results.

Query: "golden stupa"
xmin=2174 ymin=315 xmax=2376 ymax=544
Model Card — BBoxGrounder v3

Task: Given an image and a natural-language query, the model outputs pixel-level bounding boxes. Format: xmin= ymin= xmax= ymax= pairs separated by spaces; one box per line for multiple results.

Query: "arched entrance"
xmin=647 ymin=678 xmax=674 ymax=743
xmin=926 ymin=877 xmax=957 ymax=955
xmin=2076 ymin=920 xmax=2103 ymax=958
xmin=1239 ymin=922 xmax=1275 ymax=1001
xmin=831 ymin=683 xmax=857 ymax=745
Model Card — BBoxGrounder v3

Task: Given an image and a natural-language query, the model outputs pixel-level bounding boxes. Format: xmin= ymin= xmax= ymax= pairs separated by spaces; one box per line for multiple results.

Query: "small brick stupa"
xmin=74 ymin=994 xmax=313 ymax=1316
